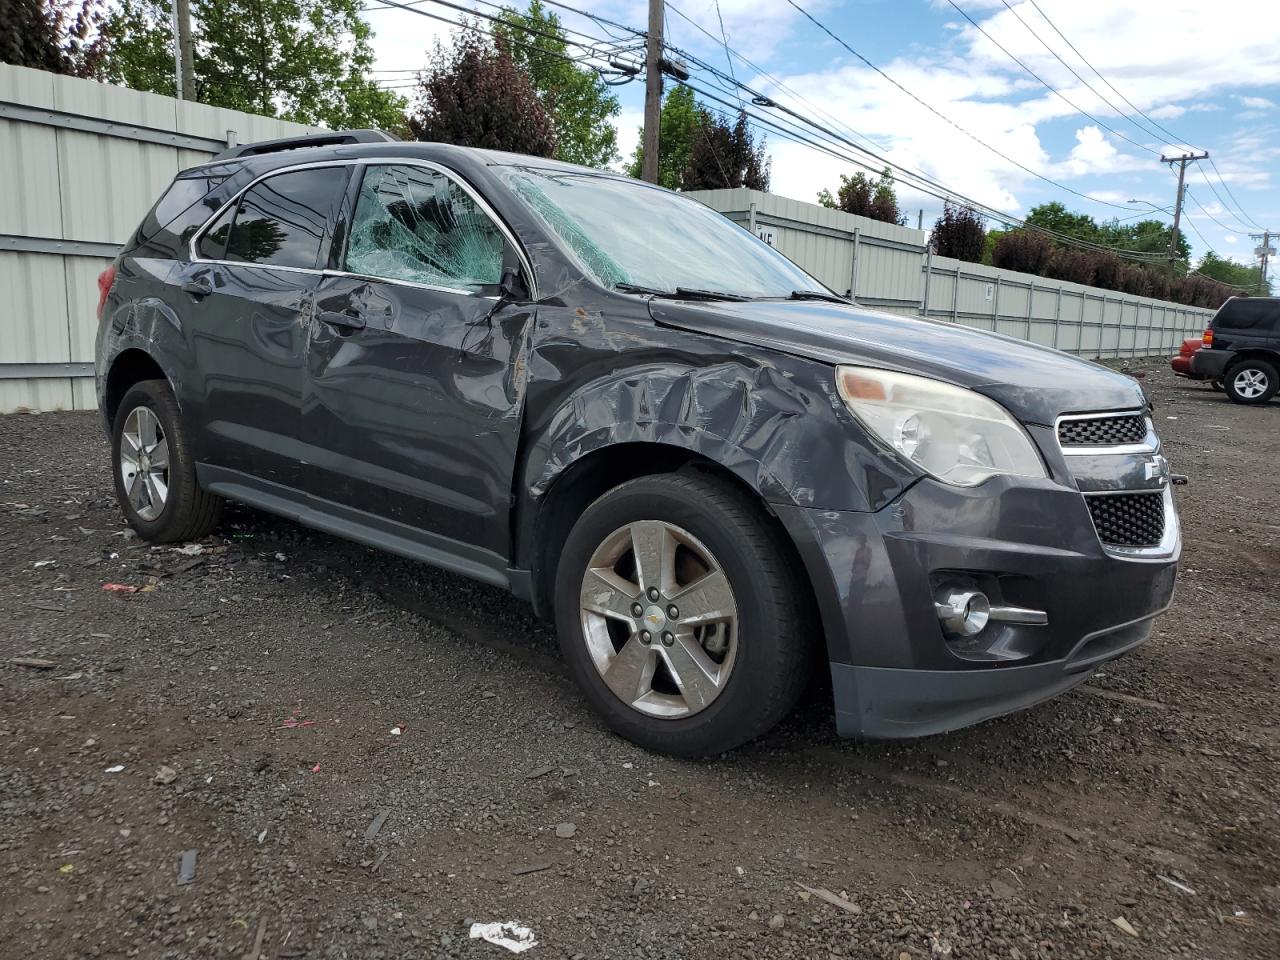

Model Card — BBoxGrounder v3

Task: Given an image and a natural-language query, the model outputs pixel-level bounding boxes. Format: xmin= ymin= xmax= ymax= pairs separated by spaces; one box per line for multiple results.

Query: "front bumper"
xmin=774 ymin=449 xmax=1180 ymax=738
xmin=1190 ymin=347 xmax=1232 ymax=379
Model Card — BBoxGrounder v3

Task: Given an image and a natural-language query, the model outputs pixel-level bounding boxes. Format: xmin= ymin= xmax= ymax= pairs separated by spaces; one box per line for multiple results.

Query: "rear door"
xmin=179 ymin=164 xmax=351 ymax=487
xmin=300 ymin=161 xmax=535 ymax=563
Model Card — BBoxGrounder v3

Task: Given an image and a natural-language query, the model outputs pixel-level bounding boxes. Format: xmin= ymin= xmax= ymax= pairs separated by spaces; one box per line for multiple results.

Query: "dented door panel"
xmin=302 ymin=273 xmax=532 ymax=555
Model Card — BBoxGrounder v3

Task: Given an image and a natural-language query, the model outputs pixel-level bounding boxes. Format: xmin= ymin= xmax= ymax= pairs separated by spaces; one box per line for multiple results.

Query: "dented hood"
xmin=649 ymin=299 xmax=1146 ymax=426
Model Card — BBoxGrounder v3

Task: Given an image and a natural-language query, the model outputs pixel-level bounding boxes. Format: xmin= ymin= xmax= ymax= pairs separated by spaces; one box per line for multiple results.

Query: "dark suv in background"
xmin=95 ymin=131 xmax=1181 ymax=756
xmin=1192 ymin=296 xmax=1280 ymax=404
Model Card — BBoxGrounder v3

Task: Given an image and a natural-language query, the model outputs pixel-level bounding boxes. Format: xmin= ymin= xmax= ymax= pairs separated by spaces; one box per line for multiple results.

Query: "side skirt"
xmin=198 ymin=463 xmax=514 ymax=591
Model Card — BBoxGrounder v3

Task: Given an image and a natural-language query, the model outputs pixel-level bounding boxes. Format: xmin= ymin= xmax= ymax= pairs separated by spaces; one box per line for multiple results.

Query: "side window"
xmin=222 ymin=166 xmax=349 ymax=269
xmin=1217 ymin=298 xmax=1279 ymax=331
xmin=197 ymin=205 xmax=234 ymax=260
xmin=344 ymin=164 xmax=505 ymax=291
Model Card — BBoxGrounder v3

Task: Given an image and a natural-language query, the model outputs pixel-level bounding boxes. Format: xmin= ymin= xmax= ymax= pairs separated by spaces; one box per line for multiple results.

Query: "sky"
xmin=361 ymin=0 xmax=1280 ymax=268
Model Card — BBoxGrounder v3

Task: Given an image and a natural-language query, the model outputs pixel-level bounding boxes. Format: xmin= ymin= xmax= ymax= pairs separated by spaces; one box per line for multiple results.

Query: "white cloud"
xmin=1237 ymin=95 xmax=1276 ymax=110
xmin=1147 ymin=105 xmax=1185 ymax=120
xmin=1224 ymin=235 xmax=1238 ymax=244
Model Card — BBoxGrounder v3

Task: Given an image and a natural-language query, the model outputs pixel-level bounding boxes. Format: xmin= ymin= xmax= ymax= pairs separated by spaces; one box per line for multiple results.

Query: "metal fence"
xmin=0 ymin=64 xmax=318 ymax=414
xmin=687 ymin=188 xmax=1214 ymax=359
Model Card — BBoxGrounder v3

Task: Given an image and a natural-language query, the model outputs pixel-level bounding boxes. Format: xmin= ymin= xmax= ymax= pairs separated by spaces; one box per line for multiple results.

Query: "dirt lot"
xmin=1 ymin=357 xmax=1278 ymax=960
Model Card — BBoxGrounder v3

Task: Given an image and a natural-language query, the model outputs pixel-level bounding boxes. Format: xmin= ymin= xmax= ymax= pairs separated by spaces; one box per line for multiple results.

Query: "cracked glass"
xmin=345 ymin=164 xmax=504 ymax=292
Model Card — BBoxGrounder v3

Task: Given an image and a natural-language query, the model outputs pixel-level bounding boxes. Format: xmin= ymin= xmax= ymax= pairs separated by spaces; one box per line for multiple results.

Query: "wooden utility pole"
xmin=1161 ymin=150 xmax=1208 ymax=269
xmin=641 ymin=0 xmax=664 ymax=183
xmin=1251 ymin=230 xmax=1274 ymax=294
xmin=176 ymin=0 xmax=196 ymax=102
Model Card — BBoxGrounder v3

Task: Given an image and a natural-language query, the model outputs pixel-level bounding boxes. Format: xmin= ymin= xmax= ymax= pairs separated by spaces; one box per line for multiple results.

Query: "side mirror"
xmin=499 ymin=264 xmax=529 ymax=303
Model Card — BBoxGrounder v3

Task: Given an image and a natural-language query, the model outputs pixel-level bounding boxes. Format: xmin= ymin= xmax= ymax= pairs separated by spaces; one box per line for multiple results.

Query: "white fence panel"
xmin=0 ymin=64 xmax=319 ymax=413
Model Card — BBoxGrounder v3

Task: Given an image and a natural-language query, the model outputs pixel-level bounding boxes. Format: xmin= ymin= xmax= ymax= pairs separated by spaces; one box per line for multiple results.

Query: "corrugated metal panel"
xmin=1 ymin=64 xmax=319 ymax=413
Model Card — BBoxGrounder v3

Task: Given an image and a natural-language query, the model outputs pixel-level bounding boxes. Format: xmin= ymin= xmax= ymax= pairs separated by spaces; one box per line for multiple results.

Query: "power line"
xmin=944 ymin=0 xmax=1157 ymax=156
xmin=779 ymin=0 xmax=1140 ymax=213
xmin=1185 ymin=188 xmax=1251 ymax=236
xmin=1206 ymin=156 xmax=1266 ymax=231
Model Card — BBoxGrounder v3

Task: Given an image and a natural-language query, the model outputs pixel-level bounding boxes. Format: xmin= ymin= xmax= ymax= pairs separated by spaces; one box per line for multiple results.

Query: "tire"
xmin=1223 ymin=359 xmax=1279 ymax=405
xmin=554 ymin=472 xmax=812 ymax=757
xmin=111 ymin=379 xmax=223 ymax=542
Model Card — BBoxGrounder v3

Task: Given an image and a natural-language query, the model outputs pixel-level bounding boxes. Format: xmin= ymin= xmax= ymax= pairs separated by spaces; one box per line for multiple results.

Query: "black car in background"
xmin=95 ymin=131 xmax=1181 ymax=756
xmin=1192 ymin=296 xmax=1280 ymax=404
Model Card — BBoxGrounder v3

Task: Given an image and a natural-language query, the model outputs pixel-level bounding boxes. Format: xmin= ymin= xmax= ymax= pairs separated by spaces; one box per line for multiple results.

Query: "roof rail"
xmin=210 ymin=129 xmax=400 ymax=163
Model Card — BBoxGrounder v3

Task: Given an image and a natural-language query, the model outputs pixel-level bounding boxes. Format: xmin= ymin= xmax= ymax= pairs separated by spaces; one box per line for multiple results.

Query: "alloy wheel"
xmin=119 ymin=406 xmax=170 ymax=521
xmin=1232 ymin=368 xmax=1269 ymax=400
xmin=579 ymin=520 xmax=738 ymax=719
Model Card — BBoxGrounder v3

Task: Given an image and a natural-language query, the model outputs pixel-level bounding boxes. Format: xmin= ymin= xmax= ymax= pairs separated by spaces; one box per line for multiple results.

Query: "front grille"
xmin=1058 ymin=414 xmax=1148 ymax=447
xmin=1086 ymin=492 xmax=1165 ymax=547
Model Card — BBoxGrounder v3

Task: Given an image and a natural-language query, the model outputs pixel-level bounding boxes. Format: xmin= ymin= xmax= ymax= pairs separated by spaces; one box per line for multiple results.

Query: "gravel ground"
xmin=1 ymin=356 xmax=1278 ymax=960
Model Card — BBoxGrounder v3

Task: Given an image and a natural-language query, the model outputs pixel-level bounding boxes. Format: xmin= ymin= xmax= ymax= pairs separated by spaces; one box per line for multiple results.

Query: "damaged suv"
xmin=96 ymin=132 xmax=1180 ymax=756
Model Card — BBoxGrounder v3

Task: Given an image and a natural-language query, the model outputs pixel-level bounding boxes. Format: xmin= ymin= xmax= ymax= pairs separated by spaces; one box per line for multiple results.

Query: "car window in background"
xmin=499 ymin=166 xmax=824 ymax=298
xmin=223 ymin=166 xmax=349 ymax=270
xmin=1215 ymin=298 xmax=1280 ymax=330
xmin=344 ymin=164 xmax=504 ymax=292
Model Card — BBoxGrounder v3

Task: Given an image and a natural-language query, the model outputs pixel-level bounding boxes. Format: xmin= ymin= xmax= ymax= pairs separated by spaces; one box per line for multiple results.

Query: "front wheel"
xmin=1224 ymin=359 xmax=1278 ymax=405
xmin=112 ymin=379 xmax=223 ymax=542
xmin=554 ymin=473 xmax=812 ymax=757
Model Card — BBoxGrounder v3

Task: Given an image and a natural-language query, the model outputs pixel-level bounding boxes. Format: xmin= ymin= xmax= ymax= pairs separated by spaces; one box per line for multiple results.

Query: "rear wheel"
xmin=112 ymin=379 xmax=223 ymax=542
xmin=554 ymin=473 xmax=812 ymax=757
xmin=1224 ymin=359 xmax=1278 ymax=405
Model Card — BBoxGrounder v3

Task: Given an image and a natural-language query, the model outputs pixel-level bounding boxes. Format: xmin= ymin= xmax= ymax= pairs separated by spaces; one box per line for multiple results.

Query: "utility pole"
xmin=1251 ymin=230 xmax=1275 ymax=295
xmin=1161 ymin=150 xmax=1209 ymax=270
xmin=176 ymin=0 xmax=195 ymax=102
xmin=641 ymin=0 xmax=664 ymax=184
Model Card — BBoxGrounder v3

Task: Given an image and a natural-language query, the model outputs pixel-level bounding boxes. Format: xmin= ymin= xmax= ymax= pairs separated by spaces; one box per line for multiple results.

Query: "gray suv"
xmin=95 ymin=132 xmax=1181 ymax=756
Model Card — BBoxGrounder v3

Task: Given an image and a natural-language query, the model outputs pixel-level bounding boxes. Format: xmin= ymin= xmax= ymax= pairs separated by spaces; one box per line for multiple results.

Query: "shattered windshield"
xmin=500 ymin=167 xmax=824 ymax=298
xmin=346 ymin=164 xmax=504 ymax=291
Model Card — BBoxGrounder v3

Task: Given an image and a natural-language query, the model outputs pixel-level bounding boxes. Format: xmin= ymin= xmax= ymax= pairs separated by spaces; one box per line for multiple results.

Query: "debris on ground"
xmin=177 ymin=849 xmax=197 ymax=886
xmin=175 ymin=543 xmax=205 ymax=556
xmin=1111 ymin=917 xmax=1139 ymax=938
xmin=1157 ymin=874 xmax=1196 ymax=895
xmin=364 ymin=809 xmax=391 ymax=841
xmin=154 ymin=765 xmax=177 ymax=785
xmin=104 ymin=765 xmax=124 ymax=774
xmin=101 ymin=583 xmax=138 ymax=593
xmin=511 ymin=863 xmax=553 ymax=877
xmin=9 ymin=656 xmax=57 ymax=669
xmin=469 ymin=921 xmax=537 ymax=953
xmin=555 ymin=822 xmax=576 ymax=839
xmin=796 ymin=881 xmax=863 ymax=914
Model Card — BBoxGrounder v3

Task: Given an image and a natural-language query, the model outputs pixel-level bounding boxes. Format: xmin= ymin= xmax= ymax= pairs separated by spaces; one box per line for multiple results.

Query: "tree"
xmin=930 ymin=202 xmax=986 ymax=262
xmin=682 ymin=109 xmax=769 ymax=191
xmin=1025 ymin=202 xmax=1191 ymax=264
xmin=817 ymin=167 xmax=904 ymax=225
xmin=492 ymin=0 xmax=619 ymax=167
xmin=991 ymin=229 xmax=1054 ymax=275
xmin=98 ymin=0 xmax=404 ymax=129
xmin=1 ymin=0 xmax=107 ymax=76
xmin=626 ymin=85 xmax=701 ymax=190
xmin=99 ymin=0 xmax=174 ymax=96
xmin=1196 ymin=251 xmax=1265 ymax=292
xmin=408 ymin=30 xmax=555 ymax=157
xmin=196 ymin=0 xmax=403 ymax=129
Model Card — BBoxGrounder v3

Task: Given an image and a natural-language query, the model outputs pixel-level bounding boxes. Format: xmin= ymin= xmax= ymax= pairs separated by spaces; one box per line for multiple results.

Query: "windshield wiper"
xmin=614 ymin=282 xmax=751 ymax=302
xmin=789 ymin=289 xmax=850 ymax=304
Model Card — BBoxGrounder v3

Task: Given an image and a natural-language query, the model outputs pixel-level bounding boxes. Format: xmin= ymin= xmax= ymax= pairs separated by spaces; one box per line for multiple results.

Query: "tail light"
xmin=1202 ymin=327 xmax=1213 ymax=346
xmin=96 ymin=265 xmax=117 ymax=320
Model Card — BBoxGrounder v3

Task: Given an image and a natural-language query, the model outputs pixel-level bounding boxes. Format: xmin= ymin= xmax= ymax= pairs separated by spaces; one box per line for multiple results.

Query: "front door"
xmin=179 ymin=164 xmax=351 ymax=487
xmin=301 ymin=161 xmax=534 ymax=563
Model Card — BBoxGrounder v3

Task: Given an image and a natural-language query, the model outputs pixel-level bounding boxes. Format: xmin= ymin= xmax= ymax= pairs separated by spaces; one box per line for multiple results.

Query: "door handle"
xmin=317 ymin=309 xmax=367 ymax=331
xmin=181 ymin=278 xmax=212 ymax=298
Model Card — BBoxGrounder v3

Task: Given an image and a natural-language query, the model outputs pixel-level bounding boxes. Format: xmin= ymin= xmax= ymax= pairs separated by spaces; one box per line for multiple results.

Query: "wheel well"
xmin=526 ymin=443 xmax=819 ymax=633
xmin=1226 ymin=350 xmax=1280 ymax=372
xmin=103 ymin=350 xmax=168 ymax=427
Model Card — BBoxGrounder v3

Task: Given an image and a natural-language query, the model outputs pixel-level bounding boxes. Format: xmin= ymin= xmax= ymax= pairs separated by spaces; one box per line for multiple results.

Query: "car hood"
xmin=649 ymin=299 xmax=1147 ymax=426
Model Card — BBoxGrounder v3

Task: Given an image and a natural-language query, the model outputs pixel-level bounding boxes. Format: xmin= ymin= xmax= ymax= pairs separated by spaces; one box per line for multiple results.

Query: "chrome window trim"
xmin=1055 ymin=409 xmax=1158 ymax=456
xmin=187 ymin=157 xmax=538 ymax=300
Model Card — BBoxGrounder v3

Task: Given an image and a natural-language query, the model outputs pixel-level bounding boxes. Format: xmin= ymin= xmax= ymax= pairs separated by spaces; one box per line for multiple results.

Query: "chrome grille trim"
xmin=1056 ymin=410 xmax=1158 ymax=456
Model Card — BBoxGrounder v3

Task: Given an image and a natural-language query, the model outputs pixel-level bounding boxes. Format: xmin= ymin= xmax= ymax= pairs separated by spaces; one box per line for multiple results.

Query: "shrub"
xmin=930 ymin=202 xmax=986 ymax=263
xmin=1045 ymin=247 xmax=1095 ymax=286
xmin=991 ymin=229 xmax=1053 ymax=274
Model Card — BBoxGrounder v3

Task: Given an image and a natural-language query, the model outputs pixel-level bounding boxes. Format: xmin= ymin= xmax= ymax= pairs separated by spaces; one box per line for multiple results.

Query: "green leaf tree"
xmin=626 ymin=85 xmax=701 ymax=190
xmin=1195 ymin=251 xmax=1265 ymax=292
xmin=818 ymin=167 xmax=905 ymax=225
xmin=683 ymin=109 xmax=769 ymax=191
xmin=97 ymin=0 xmax=405 ymax=130
xmin=492 ymin=0 xmax=619 ymax=167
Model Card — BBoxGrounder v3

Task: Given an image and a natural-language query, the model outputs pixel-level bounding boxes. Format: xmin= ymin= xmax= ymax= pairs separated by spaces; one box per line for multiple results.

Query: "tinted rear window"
xmin=1213 ymin=297 xmax=1280 ymax=331
xmin=223 ymin=166 xmax=349 ymax=269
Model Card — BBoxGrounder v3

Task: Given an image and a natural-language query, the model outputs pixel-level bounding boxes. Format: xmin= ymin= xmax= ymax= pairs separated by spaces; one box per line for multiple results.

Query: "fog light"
xmin=935 ymin=588 xmax=991 ymax=638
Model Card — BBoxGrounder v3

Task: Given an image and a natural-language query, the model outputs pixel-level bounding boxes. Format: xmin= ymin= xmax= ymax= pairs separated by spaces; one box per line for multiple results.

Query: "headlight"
xmin=836 ymin=366 xmax=1046 ymax=487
